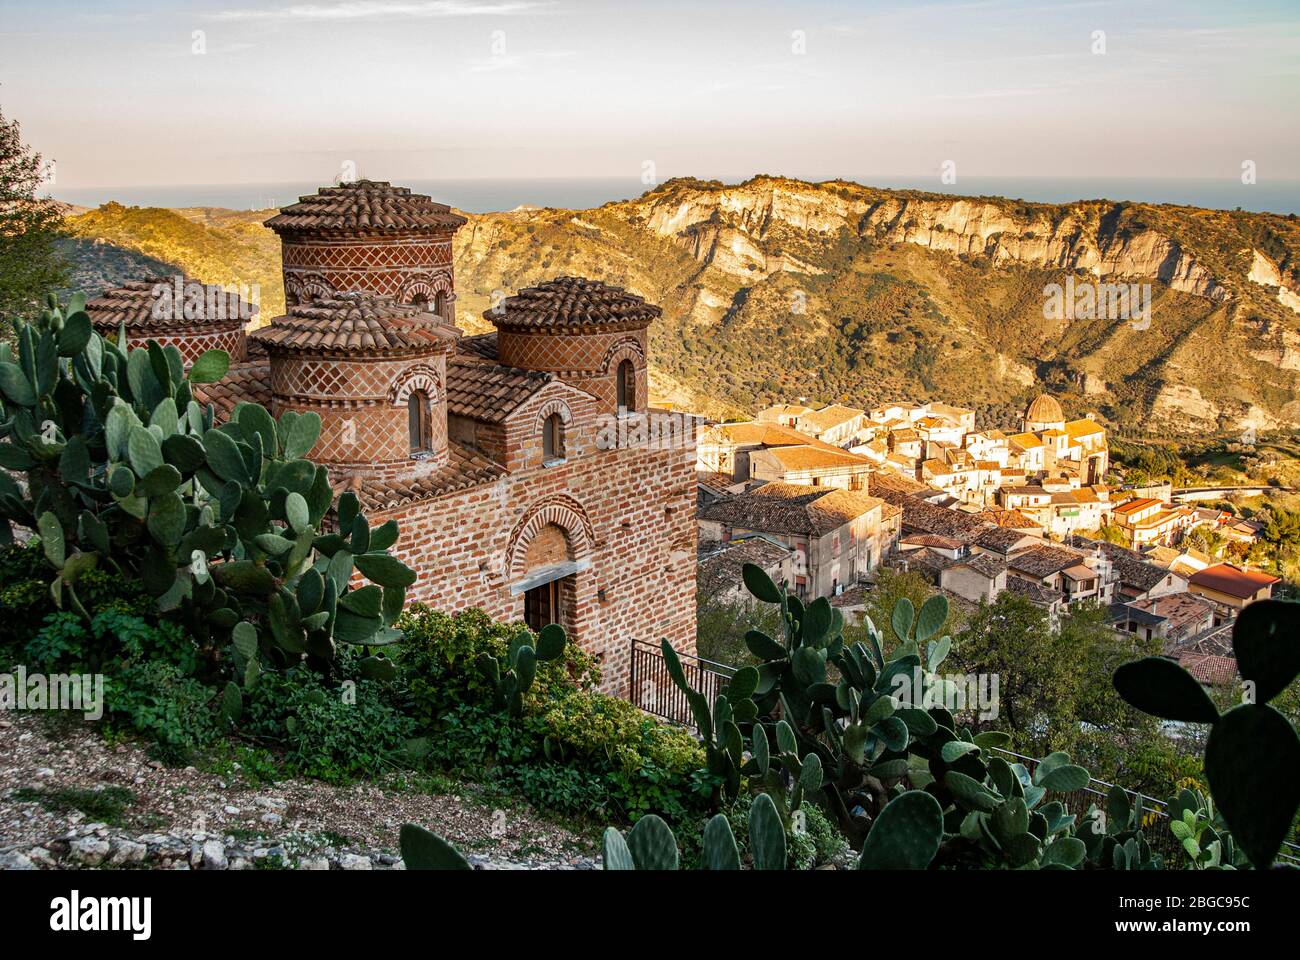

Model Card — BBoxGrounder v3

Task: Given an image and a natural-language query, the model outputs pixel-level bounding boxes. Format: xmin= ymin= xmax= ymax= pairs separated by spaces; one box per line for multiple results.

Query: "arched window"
xmin=408 ymin=390 xmax=432 ymax=454
xmin=616 ymin=359 xmax=635 ymax=413
xmin=542 ymin=412 xmax=565 ymax=462
xmin=434 ymin=290 xmax=448 ymax=320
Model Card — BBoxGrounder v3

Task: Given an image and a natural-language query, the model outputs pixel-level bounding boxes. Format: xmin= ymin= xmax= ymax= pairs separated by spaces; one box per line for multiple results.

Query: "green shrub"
xmin=397 ymin=605 xmax=597 ymax=720
xmin=105 ymin=658 xmax=220 ymax=763
xmin=244 ymin=666 xmax=415 ymax=783
xmin=395 ymin=606 xmax=711 ymax=825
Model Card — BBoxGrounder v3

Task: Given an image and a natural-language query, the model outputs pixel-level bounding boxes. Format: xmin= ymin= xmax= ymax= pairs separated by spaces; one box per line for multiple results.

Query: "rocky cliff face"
xmin=64 ymin=176 xmax=1300 ymax=435
xmin=548 ymin=176 xmax=1299 ymax=434
xmin=636 ymin=179 xmax=1230 ymax=299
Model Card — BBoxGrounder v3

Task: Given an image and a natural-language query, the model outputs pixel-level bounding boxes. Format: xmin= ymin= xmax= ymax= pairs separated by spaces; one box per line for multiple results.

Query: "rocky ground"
xmin=0 ymin=712 xmax=600 ymax=870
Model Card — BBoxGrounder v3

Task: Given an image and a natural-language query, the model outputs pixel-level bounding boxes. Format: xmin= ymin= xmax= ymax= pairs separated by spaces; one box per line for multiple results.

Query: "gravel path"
xmin=0 ymin=713 xmax=600 ymax=869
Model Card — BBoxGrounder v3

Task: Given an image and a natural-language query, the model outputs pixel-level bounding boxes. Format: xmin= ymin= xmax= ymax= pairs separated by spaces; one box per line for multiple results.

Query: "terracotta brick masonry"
xmin=89 ymin=182 xmax=698 ymax=697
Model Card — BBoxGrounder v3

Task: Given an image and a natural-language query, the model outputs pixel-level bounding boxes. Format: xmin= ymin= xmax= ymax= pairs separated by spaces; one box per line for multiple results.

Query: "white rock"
xmin=69 ymin=838 xmax=111 ymax=865
xmin=223 ymin=805 xmax=240 ymax=815
xmin=299 ymin=857 xmax=331 ymax=871
xmin=201 ymin=839 xmax=228 ymax=870
xmin=27 ymin=847 xmax=54 ymax=867
xmin=338 ymin=854 xmax=372 ymax=871
xmin=110 ymin=840 xmax=147 ymax=865
xmin=0 ymin=851 xmax=34 ymax=870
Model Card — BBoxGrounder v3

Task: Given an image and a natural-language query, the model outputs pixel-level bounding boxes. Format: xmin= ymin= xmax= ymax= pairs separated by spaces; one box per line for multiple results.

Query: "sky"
xmin=1 ymin=0 xmax=1298 ymax=189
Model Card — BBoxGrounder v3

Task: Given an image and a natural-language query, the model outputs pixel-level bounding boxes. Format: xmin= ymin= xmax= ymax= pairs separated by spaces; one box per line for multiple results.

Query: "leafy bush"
xmin=105 ymin=658 xmax=219 ymax=763
xmin=243 ymin=666 xmax=415 ymax=783
xmin=396 ymin=605 xmax=710 ymax=825
xmin=398 ymin=605 xmax=595 ymax=719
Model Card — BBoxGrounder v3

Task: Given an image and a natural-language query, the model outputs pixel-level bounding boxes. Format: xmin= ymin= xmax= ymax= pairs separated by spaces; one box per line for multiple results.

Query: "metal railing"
xmin=629 ymin=639 xmax=735 ymax=729
xmin=628 ymin=641 xmax=1300 ymax=866
xmin=991 ymin=747 xmax=1300 ymax=866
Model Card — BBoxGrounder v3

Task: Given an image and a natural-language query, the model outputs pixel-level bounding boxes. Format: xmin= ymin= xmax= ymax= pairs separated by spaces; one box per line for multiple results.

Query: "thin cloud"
xmin=204 ymin=1 xmax=552 ymax=22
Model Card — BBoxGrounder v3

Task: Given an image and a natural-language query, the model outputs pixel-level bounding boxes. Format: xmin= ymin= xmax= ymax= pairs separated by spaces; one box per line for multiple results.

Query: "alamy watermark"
xmin=1043 ymin=276 xmax=1151 ymax=330
xmin=890 ymin=667 xmax=1000 ymax=721
xmin=595 ymin=411 xmax=698 ymax=452
xmin=1 ymin=666 xmax=104 ymax=720
xmin=150 ymin=276 xmax=259 ymax=322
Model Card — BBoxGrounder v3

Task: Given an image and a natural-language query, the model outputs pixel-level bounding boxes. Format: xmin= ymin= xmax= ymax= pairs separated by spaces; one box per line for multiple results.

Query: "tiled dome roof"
xmin=1025 ymin=393 xmax=1064 ymax=424
xmin=250 ymin=294 xmax=455 ymax=355
xmin=487 ymin=276 xmax=660 ymax=330
xmin=264 ymin=180 xmax=467 ymax=235
xmin=86 ymin=277 xmax=255 ymax=331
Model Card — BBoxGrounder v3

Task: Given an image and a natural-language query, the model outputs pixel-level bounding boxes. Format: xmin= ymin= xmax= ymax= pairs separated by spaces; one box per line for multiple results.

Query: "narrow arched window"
xmin=408 ymin=390 xmax=432 ymax=453
xmin=616 ymin=359 xmax=635 ymax=413
xmin=542 ymin=412 xmax=564 ymax=462
xmin=434 ymin=290 xmax=448 ymax=320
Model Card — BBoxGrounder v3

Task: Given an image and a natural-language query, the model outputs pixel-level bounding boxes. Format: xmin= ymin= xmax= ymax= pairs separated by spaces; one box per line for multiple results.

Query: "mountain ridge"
xmin=61 ymin=175 xmax=1300 ymax=435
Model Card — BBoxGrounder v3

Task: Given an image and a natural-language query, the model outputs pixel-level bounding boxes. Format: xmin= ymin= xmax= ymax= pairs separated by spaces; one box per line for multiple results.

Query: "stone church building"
xmin=86 ymin=180 xmax=699 ymax=695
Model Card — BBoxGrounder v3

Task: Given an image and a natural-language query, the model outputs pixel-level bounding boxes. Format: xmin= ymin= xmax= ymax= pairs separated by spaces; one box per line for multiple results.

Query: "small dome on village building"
xmin=249 ymin=294 xmax=454 ymax=356
xmin=1024 ymin=392 xmax=1065 ymax=431
xmin=264 ymin=180 xmax=466 ymax=236
xmin=86 ymin=276 xmax=255 ymax=364
xmin=486 ymin=277 xmax=657 ymax=416
xmin=250 ymin=293 xmax=456 ymax=478
xmin=486 ymin=276 xmax=660 ymax=331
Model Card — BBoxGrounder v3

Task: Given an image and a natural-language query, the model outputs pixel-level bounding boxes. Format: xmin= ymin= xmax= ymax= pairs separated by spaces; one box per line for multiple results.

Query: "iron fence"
xmin=628 ymin=640 xmax=1300 ymax=867
xmin=991 ymin=747 xmax=1300 ymax=867
xmin=628 ymin=639 xmax=735 ymax=729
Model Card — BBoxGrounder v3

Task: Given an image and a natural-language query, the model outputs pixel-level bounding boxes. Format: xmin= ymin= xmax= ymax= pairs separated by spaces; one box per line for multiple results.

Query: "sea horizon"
xmin=51 ymin=174 xmax=1300 ymax=218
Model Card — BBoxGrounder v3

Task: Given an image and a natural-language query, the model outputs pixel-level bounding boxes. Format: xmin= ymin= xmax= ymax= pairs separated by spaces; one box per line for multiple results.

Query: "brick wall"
xmin=495 ymin=327 xmax=648 ymax=416
xmin=267 ymin=350 xmax=449 ymax=473
xmin=280 ymin=232 xmax=458 ymax=322
xmin=125 ymin=325 xmax=247 ymax=365
xmin=372 ymin=433 xmax=698 ymax=698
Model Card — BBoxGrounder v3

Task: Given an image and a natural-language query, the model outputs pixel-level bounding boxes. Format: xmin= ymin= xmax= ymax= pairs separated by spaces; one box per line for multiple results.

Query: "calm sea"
xmin=52 ymin=175 xmax=1300 ymax=217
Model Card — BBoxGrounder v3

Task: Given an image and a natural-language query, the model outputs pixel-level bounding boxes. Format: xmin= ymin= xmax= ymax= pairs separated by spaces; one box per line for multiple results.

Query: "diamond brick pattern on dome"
xmin=132 ymin=329 xmax=247 ymax=366
xmin=275 ymin=397 xmax=424 ymax=465
xmin=283 ymin=239 xmax=452 ymax=270
xmin=497 ymin=328 xmax=646 ymax=375
xmin=272 ymin=356 xmax=436 ymax=402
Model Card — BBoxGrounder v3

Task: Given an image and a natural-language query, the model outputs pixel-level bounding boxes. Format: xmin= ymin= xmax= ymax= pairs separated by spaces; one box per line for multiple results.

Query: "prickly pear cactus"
xmin=0 ymin=295 xmax=416 ymax=701
xmin=478 ymin=621 xmax=566 ymax=716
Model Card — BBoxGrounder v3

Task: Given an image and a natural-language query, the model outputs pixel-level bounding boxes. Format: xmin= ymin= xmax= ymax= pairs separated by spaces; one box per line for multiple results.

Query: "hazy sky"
xmin=2 ymin=0 xmax=1298 ymax=188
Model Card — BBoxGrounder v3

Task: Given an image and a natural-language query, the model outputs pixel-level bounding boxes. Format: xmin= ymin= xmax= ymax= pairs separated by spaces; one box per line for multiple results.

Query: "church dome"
xmin=1025 ymin=393 xmax=1064 ymax=425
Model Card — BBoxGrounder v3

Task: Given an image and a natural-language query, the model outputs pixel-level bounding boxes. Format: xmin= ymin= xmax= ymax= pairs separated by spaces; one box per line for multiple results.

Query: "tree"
xmin=855 ymin=567 xmax=962 ymax=644
xmin=0 ymin=105 xmax=67 ymax=322
xmin=950 ymin=591 xmax=1083 ymax=755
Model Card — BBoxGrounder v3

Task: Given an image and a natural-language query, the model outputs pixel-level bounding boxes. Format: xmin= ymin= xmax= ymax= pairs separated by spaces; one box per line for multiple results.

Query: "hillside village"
xmin=695 ymin=393 xmax=1276 ymax=687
